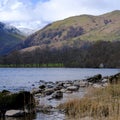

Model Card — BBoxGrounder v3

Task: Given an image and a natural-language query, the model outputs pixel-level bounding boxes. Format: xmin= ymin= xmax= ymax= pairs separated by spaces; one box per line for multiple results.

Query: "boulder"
xmin=65 ymin=90 xmax=73 ymax=94
xmin=67 ymin=86 xmax=79 ymax=91
xmin=46 ymin=83 xmax=54 ymax=89
xmin=102 ymin=78 xmax=108 ymax=82
xmin=34 ymin=93 xmax=42 ymax=98
xmin=55 ymin=81 xmax=64 ymax=86
xmin=73 ymin=81 xmax=80 ymax=87
xmin=60 ymin=89 xmax=66 ymax=93
xmin=44 ymin=89 xmax=54 ymax=95
xmin=0 ymin=91 xmax=35 ymax=116
xmin=31 ymin=88 xmax=42 ymax=94
xmin=54 ymin=86 xmax=63 ymax=91
xmin=64 ymin=83 xmax=72 ymax=88
xmin=109 ymin=73 xmax=120 ymax=84
xmin=1 ymin=90 xmax=11 ymax=94
xmin=39 ymin=84 xmax=46 ymax=89
xmin=79 ymin=81 xmax=89 ymax=87
xmin=52 ymin=91 xmax=63 ymax=99
xmin=5 ymin=110 xmax=25 ymax=117
xmin=87 ymin=74 xmax=102 ymax=83
xmin=73 ymin=81 xmax=88 ymax=87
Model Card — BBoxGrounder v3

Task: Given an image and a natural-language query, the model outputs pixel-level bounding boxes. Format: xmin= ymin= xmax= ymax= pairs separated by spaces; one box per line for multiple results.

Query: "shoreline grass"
xmin=58 ymin=80 xmax=120 ymax=120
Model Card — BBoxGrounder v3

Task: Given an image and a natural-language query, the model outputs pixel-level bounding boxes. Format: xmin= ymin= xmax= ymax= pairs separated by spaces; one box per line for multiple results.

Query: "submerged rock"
xmin=36 ymin=104 xmax=53 ymax=113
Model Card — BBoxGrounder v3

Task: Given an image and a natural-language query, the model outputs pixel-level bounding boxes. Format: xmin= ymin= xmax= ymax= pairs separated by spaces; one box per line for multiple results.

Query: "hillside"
xmin=0 ymin=22 xmax=25 ymax=55
xmin=0 ymin=10 xmax=120 ymax=68
xmin=23 ymin=10 xmax=120 ymax=50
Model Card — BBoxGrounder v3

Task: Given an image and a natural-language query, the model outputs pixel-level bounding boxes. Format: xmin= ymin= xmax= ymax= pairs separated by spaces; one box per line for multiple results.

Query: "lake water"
xmin=0 ymin=68 xmax=120 ymax=92
xmin=0 ymin=68 xmax=120 ymax=120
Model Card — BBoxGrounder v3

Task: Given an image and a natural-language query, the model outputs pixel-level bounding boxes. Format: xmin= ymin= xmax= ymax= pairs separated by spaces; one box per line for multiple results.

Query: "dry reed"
xmin=58 ymin=81 xmax=120 ymax=120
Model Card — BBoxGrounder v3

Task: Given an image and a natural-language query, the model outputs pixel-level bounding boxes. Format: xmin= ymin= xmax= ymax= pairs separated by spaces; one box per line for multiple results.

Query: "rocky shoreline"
xmin=32 ymin=73 xmax=120 ymax=115
xmin=0 ymin=72 xmax=120 ymax=118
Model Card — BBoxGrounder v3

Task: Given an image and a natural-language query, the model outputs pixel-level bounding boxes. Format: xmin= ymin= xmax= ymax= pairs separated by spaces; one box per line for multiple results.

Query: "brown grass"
xmin=58 ymin=81 xmax=120 ymax=120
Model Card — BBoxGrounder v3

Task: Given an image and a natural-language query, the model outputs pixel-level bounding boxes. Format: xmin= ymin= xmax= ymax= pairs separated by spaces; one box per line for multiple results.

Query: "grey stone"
xmin=79 ymin=81 xmax=89 ymax=87
xmin=44 ymin=88 xmax=54 ymax=95
xmin=52 ymin=91 xmax=63 ymax=99
xmin=63 ymin=83 xmax=72 ymax=88
xmin=31 ymin=88 xmax=42 ymax=94
xmin=67 ymin=86 xmax=79 ymax=91
xmin=87 ymin=74 xmax=102 ymax=83
xmin=5 ymin=110 xmax=25 ymax=117
xmin=65 ymin=90 xmax=73 ymax=94
xmin=39 ymin=84 xmax=46 ymax=89
xmin=36 ymin=105 xmax=53 ymax=113
xmin=102 ymin=78 xmax=108 ymax=83
xmin=93 ymin=84 xmax=103 ymax=88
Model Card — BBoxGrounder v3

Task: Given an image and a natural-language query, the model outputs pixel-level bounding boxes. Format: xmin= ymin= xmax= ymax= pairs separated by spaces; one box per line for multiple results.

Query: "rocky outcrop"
xmin=0 ymin=91 xmax=35 ymax=117
xmin=2 ymin=73 xmax=119 ymax=118
xmin=87 ymin=74 xmax=102 ymax=83
xmin=108 ymin=73 xmax=120 ymax=84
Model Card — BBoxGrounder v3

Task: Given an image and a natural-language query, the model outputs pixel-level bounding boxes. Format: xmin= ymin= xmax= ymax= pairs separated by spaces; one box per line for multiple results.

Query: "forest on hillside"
xmin=0 ymin=41 xmax=120 ymax=68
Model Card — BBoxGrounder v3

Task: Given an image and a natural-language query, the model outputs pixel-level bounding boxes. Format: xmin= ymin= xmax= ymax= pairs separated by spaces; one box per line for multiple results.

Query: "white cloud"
xmin=0 ymin=0 xmax=120 ymax=30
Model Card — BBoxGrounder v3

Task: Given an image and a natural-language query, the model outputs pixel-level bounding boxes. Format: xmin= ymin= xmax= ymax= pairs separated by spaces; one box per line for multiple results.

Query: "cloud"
xmin=0 ymin=0 xmax=120 ymax=30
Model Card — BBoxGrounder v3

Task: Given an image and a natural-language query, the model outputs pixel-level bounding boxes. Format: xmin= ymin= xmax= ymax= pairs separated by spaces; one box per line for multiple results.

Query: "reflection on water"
xmin=0 ymin=112 xmax=65 ymax=120
xmin=0 ymin=114 xmax=36 ymax=120
xmin=35 ymin=112 xmax=65 ymax=120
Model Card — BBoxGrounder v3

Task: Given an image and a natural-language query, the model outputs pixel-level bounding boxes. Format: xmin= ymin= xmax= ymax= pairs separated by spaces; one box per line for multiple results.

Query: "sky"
xmin=0 ymin=0 xmax=120 ymax=30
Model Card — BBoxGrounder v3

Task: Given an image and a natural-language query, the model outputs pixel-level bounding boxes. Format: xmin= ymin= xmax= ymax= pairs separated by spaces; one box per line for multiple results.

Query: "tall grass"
xmin=58 ymin=81 xmax=120 ymax=120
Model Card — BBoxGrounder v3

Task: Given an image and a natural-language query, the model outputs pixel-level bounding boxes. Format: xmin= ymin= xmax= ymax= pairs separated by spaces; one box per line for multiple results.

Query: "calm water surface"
xmin=0 ymin=68 xmax=119 ymax=91
xmin=0 ymin=68 xmax=120 ymax=120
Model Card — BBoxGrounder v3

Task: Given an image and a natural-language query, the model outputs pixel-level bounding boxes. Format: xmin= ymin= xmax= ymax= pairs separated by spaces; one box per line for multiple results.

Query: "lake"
xmin=0 ymin=68 xmax=119 ymax=92
xmin=0 ymin=68 xmax=120 ymax=120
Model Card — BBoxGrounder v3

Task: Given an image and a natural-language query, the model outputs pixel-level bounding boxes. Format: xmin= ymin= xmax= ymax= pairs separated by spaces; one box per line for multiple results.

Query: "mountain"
xmin=1 ymin=10 xmax=120 ymax=68
xmin=18 ymin=28 xmax=37 ymax=36
xmin=0 ymin=22 xmax=25 ymax=55
xmin=23 ymin=10 xmax=120 ymax=50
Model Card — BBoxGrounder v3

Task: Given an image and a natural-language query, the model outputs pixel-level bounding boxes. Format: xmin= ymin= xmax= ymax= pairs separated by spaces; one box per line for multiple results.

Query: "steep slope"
xmin=23 ymin=10 xmax=120 ymax=50
xmin=0 ymin=22 xmax=25 ymax=55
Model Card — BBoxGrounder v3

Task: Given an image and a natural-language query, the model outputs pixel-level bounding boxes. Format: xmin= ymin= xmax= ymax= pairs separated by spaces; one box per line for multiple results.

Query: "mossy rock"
xmin=0 ymin=91 xmax=35 ymax=117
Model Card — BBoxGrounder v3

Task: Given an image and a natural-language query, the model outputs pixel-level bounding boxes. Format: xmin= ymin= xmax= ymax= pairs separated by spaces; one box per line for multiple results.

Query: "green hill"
xmin=23 ymin=10 xmax=120 ymax=50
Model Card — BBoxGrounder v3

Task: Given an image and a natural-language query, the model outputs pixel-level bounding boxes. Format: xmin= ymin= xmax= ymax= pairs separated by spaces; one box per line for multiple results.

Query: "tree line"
xmin=0 ymin=41 xmax=120 ymax=68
